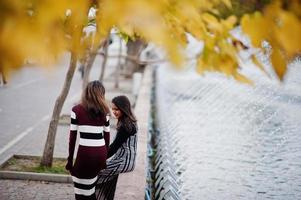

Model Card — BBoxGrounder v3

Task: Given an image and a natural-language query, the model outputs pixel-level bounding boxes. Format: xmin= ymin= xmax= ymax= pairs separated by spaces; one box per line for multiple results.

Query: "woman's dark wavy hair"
xmin=112 ymin=95 xmax=137 ymax=134
xmin=81 ymin=80 xmax=110 ymax=119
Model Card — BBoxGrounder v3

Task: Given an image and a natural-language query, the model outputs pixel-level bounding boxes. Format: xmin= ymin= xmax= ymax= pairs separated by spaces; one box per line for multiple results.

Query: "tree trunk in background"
xmin=82 ymin=39 xmax=108 ymax=89
xmin=99 ymin=38 xmax=109 ymax=82
xmin=124 ymin=38 xmax=146 ymax=78
xmin=82 ymin=49 xmax=97 ymax=90
xmin=114 ymin=37 xmax=122 ymax=88
xmin=40 ymin=53 xmax=77 ymax=167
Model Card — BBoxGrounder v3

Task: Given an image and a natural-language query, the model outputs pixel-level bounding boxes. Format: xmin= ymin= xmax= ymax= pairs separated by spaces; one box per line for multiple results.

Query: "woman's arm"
xmin=103 ymin=115 xmax=110 ymax=151
xmin=107 ymin=126 xmax=129 ymax=158
xmin=66 ymin=108 xmax=78 ymax=171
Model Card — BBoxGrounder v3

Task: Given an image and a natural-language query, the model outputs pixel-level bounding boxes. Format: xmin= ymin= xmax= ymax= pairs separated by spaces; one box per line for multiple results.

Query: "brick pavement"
xmin=0 ymin=180 xmax=74 ymax=200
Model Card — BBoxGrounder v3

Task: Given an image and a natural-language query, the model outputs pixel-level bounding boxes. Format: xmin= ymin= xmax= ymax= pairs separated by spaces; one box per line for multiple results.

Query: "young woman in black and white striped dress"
xmin=95 ymin=95 xmax=138 ymax=200
xmin=66 ymin=80 xmax=110 ymax=200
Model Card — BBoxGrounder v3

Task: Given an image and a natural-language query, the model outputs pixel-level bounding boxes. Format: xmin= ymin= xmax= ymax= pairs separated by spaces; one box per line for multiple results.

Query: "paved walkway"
xmin=0 ymin=180 xmax=74 ymax=200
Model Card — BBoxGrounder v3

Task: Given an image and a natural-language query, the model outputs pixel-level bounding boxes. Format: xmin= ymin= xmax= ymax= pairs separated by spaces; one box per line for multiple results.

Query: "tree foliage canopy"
xmin=0 ymin=0 xmax=300 ymax=81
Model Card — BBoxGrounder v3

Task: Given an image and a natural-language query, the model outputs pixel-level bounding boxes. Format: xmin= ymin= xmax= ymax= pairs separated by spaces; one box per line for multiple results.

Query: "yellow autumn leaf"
xmin=221 ymin=15 xmax=237 ymax=30
xmin=289 ymin=0 xmax=301 ymax=18
xmin=210 ymin=8 xmax=220 ymax=16
xmin=250 ymin=55 xmax=269 ymax=77
xmin=263 ymin=0 xmax=282 ymax=22
xmin=271 ymin=47 xmax=287 ymax=80
xmin=184 ymin=19 xmax=207 ymax=40
xmin=207 ymin=52 xmax=220 ymax=71
xmin=221 ymin=0 xmax=232 ymax=9
xmin=1 ymin=0 xmax=300 ymax=83
xmin=241 ymin=12 xmax=269 ymax=48
xmin=36 ymin=0 xmax=70 ymax=26
xmin=202 ymin=13 xmax=223 ymax=34
xmin=217 ymin=54 xmax=236 ymax=76
xmin=234 ymin=72 xmax=253 ymax=85
xmin=218 ymin=39 xmax=237 ymax=59
xmin=196 ymin=57 xmax=206 ymax=75
xmin=275 ymin=10 xmax=301 ymax=58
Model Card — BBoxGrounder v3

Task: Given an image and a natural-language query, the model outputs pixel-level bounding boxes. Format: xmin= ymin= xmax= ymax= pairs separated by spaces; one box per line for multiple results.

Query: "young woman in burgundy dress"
xmin=95 ymin=95 xmax=138 ymax=200
xmin=66 ymin=80 xmax=110 ymax=200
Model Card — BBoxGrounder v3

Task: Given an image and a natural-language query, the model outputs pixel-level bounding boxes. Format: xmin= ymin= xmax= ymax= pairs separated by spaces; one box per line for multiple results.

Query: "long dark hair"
xmin=112 ymin=95 xmax=137 ymax=134
xmin=81 ymin=80 xmax=110 ymax=119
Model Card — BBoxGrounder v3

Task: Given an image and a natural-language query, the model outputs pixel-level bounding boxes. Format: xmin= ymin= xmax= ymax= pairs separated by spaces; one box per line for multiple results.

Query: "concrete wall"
xmin=115 ymin=66 xmax=152 ymax=199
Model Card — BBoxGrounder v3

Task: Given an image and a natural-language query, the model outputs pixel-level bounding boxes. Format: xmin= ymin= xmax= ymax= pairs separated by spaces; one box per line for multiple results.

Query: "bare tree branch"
xmin=95 ymin=52 xmax=198 ymax=65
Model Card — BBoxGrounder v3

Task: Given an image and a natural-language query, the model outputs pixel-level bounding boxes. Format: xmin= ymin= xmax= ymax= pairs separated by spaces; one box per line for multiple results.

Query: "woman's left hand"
xmin=65 ymin=162 xmax=73 ymax=171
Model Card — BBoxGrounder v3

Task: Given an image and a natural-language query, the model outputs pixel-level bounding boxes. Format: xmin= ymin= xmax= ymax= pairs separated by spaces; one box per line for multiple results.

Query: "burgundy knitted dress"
xmin=67 ymin=104 xmax=110 ymax=200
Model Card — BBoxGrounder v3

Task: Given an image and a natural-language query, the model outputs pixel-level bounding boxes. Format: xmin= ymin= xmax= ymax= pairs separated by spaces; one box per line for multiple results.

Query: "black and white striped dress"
xmin=95 ymin=123 xmax=137 ymax=200
xmin=67 ymin=104 xmax=110 ymax=200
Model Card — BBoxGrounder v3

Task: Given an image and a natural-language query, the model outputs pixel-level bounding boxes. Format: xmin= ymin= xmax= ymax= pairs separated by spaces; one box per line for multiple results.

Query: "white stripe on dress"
xmin=79 ymin=138 xmax=105 ymax=147
xmin=71 ymin=111 xmax=76 ymax=119
xmin=70 ymin=124 xmax=78 ymax=131
xmin=72 ymin=176 xmax=97 ymax=184
xmin=74 ymin=187 xmax=95 ymax=196
xmin=78 ymin=125 xmax=103 ymax=133
xmin=104 ymin=126 xmax=110 ymax=132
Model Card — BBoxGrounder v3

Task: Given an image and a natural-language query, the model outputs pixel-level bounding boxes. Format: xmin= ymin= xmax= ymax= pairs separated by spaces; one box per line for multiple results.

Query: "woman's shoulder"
xmin=120 ymin=121 xmax=137 ymax=136
xmin=72 ymin=104 xmax=84 ymax=113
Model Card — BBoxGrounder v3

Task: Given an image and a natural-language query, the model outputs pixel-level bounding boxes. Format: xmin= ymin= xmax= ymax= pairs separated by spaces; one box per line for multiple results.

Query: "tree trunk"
xmin=40 ymin=53 xmax=77 ymax=167
xmin=82 ymin=49 xmax=97 ymax=90
xmin=82 ymin=39 xmax=108 ymax=89
xmin=99 ymin=38 xmax=109 ymax=81
xmin=124 ymin=38 xmax=146 ymax=78
xmin=114 ymin=37 xmax=122 ymax=88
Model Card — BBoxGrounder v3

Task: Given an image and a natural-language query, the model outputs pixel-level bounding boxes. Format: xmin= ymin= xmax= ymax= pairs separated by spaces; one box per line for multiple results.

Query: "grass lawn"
xmin=0 ymin=155 xmax=68 ymax=174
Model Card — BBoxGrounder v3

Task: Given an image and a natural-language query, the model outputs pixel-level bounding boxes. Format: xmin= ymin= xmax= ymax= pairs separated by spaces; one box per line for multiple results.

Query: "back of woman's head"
xmin=112 ymin=95 xmax=137 ymax=123
xmin=82 ymin=80 xmax=110 ymax=118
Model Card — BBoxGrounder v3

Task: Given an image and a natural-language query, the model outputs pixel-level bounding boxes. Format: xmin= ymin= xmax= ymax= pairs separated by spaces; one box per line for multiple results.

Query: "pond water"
xmin=155 ymin=58 xmax=301 ymax=199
